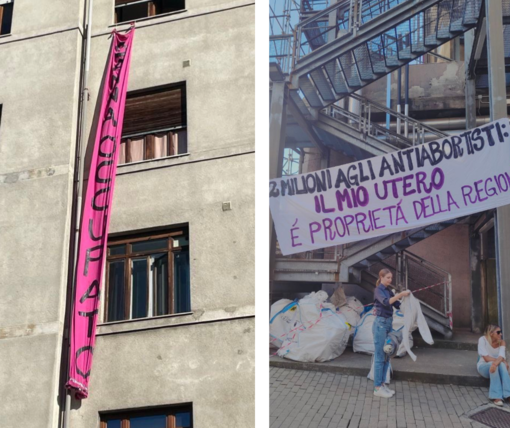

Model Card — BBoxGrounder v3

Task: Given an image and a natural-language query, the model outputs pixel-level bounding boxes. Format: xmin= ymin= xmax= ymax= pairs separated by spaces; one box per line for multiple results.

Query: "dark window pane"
xmin=153 ymin=253 xmax=169 ymax=316
xmin=107 ymin=261 xmax=125 ymax=322
xmin=109 ymin=244 xmax=126 ymax=256
xmin=116 ymin=2 xmax=149 ymax=23
xmin=132 ymin=238 xmax=168 ymax=253
xmin=130 ymin=415 xmax=166 ymax=428
xmin=174 ymin=249 xmax=190 ymax=313
xmin=132 ymin=258 xmax=148 ymax=319
xmin=106 ymin=420 xmax=122 ymax=428
xmin=177 ymin=130 xmax=187 ymax=154
xmin=1 ymin=3 xmax=14 ymax=35
xmin=158 ymin=0 xmax=185 ymax=14
xmin=176 ymin=412 xmax=191 ymax=427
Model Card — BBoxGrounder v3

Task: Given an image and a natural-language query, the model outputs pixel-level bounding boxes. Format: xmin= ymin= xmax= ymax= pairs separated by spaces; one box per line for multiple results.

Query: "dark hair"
xmin=376 ymin=268 xmax=392 ymax=287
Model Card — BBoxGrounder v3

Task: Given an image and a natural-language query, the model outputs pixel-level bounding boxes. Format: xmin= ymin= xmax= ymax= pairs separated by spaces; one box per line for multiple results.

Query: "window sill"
xmin=111 ymin=9 xmax=187 ymax=28
xmin=116 ymin=152 xmax=190 ymax=175
xmin=96 ymin=306 xmax=255 ymax=336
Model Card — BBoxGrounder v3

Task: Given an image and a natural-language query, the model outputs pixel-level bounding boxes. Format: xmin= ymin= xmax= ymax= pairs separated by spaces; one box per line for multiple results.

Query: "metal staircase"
xmin=291 ymin=0 xmax=482 ymax=108
xmin=290 ymin=91 xmax=449 ymax=156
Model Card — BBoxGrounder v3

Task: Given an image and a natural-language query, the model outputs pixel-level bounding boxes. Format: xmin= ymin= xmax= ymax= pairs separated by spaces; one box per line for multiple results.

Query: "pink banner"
xmin=66 ymin=28 xmax=135 ymax=399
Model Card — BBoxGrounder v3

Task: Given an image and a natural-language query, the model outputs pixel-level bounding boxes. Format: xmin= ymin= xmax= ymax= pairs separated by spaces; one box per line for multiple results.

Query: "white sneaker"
xmin=383 ymin=384 xmax=395 ymax=396
xmin=374 ymin=387 xmax=393 ymax=398
xmin=493 ymin=399 xmax=504 ymax=407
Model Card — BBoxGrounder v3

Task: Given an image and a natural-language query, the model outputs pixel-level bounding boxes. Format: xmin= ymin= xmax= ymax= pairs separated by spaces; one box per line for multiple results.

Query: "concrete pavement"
xmin=270 ymin=367 xmax=502 ymax=428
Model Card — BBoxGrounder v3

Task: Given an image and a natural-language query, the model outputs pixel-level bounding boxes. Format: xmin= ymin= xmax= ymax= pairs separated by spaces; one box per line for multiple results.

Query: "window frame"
xmin=119 ymin=82 xmax=188 ymax=165
xmin=100 ymin=404 xmax=193 ymax=428
xmin=0 ymin=0 xmax=14 ymax=36
xmin=104 ymin=228 xmax=190 ymax=323
xmin=114 ymin=0 xmax=186 ymax=24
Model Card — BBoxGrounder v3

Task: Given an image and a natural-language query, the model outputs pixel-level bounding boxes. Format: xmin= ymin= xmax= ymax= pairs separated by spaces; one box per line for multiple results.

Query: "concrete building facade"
xmin=0 ymin=0 xmax=255 ymax=427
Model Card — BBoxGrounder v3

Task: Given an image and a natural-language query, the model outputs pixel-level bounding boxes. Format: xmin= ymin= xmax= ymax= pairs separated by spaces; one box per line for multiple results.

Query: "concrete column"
xmin=470 ymin=227 xmax=484 ymax=333
xmin=269 ymin=82 xmax=287 ymax=294
xmin=486 ymin=0 xmax=510 ymax=336
xmin=464 ymin=29 xmax=477 ymax=130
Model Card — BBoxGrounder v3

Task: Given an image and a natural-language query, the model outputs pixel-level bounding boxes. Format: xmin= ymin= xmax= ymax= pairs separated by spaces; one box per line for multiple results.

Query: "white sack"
xmin=346 ymin=296 xmax=364 ymax=315
xmin=353 ymin=308 xmax=414 ymax=357
xmin=269 ymin=299 xmax=299 ymax=348
xmin=353 ymin=311 xmax=376 ymax=354
xmin=278 ymin=308 xmax=350 ymax=362
xmin=337 ymin=305 xmax=361 ymax=332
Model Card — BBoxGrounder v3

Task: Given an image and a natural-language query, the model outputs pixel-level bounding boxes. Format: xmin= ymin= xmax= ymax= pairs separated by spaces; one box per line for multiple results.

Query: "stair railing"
xmin=349 ymin=93 xmax=448 ymax=144
xmin=401 ymin=250 xmax=452 ymax=325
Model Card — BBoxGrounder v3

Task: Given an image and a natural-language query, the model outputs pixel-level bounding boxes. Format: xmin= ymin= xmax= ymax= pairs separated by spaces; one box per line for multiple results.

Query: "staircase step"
xmin=413 ymin=331 xmax=478 ymax=351
xmin=398 ymin=47 xmax=412 ymax=60
xmin=324 ymin=59 xmax=348 ymax=95
xmin=299 ymin=75 xmax=324 ymax=108
xmin=270 ymin=347 xmax=489 ymax=387
xmin=385 ymin=55 xmax=401 ymax=67
xmin=450 ymin=18 xmax=465 ymax=32
xmin=310 ymin=69 xmax=336 ymax=102
xmin=424 ymin=34 xmax=439 ymax=46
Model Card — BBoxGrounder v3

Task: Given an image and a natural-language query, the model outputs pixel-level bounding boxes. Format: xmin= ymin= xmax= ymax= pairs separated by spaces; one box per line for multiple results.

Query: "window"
xmin=0 ymin=0 xmax=14 ymax=35
xmin=105 ymin=228 xmax=190 ymax=322
xmin=115 ymin=0 xmax=185 ymax=23
xmin=101 ymin=406 xmax=192 ymax=428
xmin=119 ymin=83 xmax=187 ymax=164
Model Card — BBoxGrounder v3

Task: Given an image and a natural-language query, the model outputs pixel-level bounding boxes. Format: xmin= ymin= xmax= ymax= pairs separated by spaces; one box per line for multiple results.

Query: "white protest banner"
xmin=270 ymin=118 xmax=510 ymax=256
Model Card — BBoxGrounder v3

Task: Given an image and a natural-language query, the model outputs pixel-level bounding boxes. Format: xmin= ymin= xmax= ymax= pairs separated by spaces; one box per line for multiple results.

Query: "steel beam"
xmin=270 ymin=82 xmax=288 ymax=288
xmin=486 ymin=0 xmax=510 ymax=338
xmin=464 ymin=29 xmax=477 ymax=129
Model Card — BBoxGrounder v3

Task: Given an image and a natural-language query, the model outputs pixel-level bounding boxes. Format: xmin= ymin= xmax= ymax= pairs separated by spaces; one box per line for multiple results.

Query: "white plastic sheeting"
xmin=401 ymin=294 xmax=434 ymax=361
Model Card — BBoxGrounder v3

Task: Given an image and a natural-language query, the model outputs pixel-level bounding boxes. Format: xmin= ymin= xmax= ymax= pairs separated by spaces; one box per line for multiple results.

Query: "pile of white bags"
xmin=353 ymin=307 xmax=413 ymax=357
xmin=270 ymin=291 xmax=351 ymax=362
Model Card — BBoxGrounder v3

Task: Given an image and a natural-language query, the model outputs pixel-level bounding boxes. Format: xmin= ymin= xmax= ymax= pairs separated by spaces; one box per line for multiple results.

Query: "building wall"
xmin=0 ymin=0 xmax=255 ymax=427
xmin=0 ymin=1 xmax=83 ymax=426
xmin=408 ymin=224 xmax=472 ymax=330
xmin=70 ymin=0 xmax=255 ymax=427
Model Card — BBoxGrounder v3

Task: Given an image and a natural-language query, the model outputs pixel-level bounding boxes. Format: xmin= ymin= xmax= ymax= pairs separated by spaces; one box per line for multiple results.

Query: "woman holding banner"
xmin=372 ymin=268 xmax=410 ymax=398
xmin=477 ymin=324 xmax=510 ymax=406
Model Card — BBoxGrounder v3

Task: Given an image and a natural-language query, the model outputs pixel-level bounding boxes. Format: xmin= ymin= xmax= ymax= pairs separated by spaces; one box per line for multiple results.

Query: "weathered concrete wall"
xmin=409 ymin=224 xmax=472 ymax=330
xmin=69 ymin=1 xmax=255 ymax=427
xmin=0 ymin=0 xmax=254 ymax=427
xmin=0 ymin=6 xmax=83 ymax=427
xmin=73 ymin=318 xmax=254 ymax=427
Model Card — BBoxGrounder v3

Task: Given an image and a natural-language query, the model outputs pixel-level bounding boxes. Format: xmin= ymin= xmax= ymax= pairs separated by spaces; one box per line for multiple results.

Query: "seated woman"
xmin=477 ymin=324 xmax=510 ymax=406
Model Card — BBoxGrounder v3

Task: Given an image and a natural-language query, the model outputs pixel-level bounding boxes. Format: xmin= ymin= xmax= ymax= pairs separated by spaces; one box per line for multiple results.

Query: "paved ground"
xmin=270 ymin=367 xmax=505 ymax=428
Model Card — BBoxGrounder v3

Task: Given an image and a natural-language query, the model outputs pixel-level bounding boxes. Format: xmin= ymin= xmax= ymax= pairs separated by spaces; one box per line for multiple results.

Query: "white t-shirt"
xmin=477 ymin=336 xmax=506 ymax=369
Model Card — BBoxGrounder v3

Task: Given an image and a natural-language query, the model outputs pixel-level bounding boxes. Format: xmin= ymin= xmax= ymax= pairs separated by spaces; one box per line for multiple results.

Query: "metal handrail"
xmin=349 ymin=93 xmax=448 ymax=140
xmin=324 ymin=103 xmax=416 ymax=149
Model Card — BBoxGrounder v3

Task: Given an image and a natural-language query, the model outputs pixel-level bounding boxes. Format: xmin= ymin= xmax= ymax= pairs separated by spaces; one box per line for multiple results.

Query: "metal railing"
xmin=322 ymin=93 xmax=446 ymax=148
xmin=367 ymin=250 xmax=452 ymax=321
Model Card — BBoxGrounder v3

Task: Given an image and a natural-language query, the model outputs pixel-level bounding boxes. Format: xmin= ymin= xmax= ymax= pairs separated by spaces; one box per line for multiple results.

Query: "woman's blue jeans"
xmin=478 ymin=362 xmax=510 ymax=400
xmin=373 ymin=316 xmax=392 ymax=387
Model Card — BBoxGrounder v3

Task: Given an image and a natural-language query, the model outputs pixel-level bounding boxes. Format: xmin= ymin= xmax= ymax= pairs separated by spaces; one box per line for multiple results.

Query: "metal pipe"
xmin=396 ymin=68 xmax=401 ymax=134
xmin=386 ymin=73 xmax=391 ymax=129
xmin=63 ymin=0 xmax=94 ymax=427
xmin=379 ymin=116 xmax=492 ymax=131
xmin=404 ymin=64 xmax=409 ymax=138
